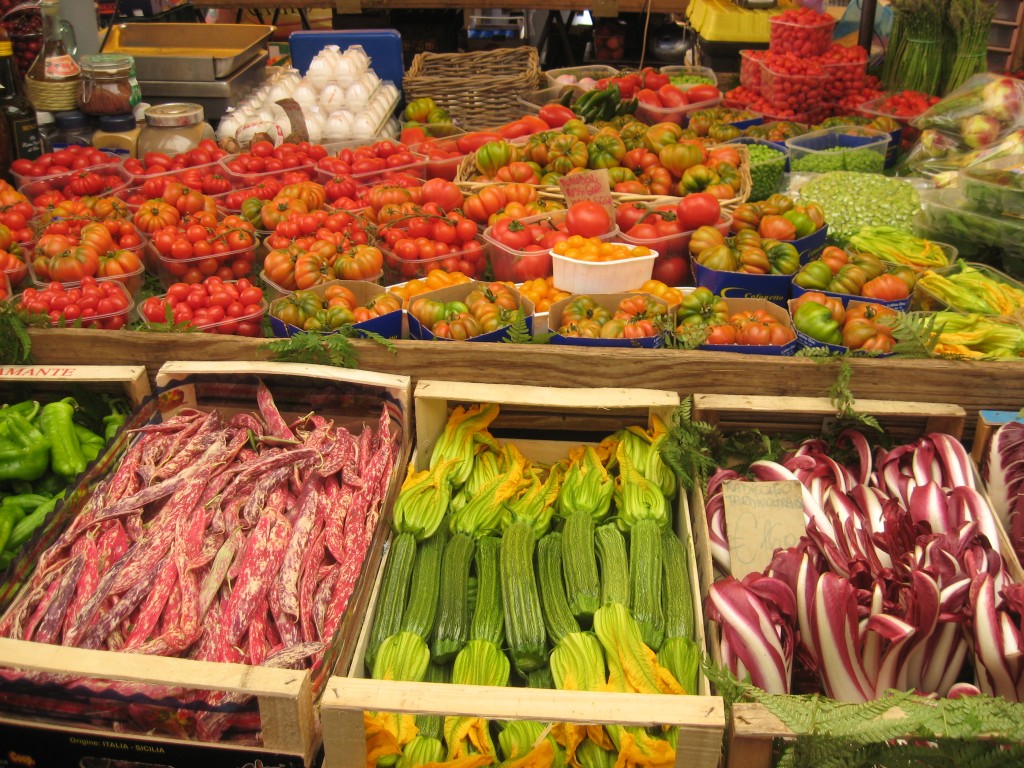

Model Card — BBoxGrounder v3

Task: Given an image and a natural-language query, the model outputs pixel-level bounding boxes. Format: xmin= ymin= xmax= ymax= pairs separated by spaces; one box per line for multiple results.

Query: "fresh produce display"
xmin=387 ymin=269 xmax=473 ymax=306
xmin=552 ymin=236 xmax=652 ymax=263
xmin=17 ymin=278 xmax=132 ymax=329
xmin=366 ymin=401 xmax=699 ymax=766
xmin=483 ymin=210 xmax=579 ymax=283
xmin=0 ymin=380 xmax=401 ymax=742
xmin=796 ymin=172 xmax=921 ymax=245
xmin=960 ymin=155 xmax=1024 ymax=217
xmin=768 ymin=7 xmax=835 ymax=57
xmin=408 ymin=282 xmax=522 ymax=340
xmin=10 ymin=145 xmax=119 ymax=183
xmin=847 ymin=227 xmax=952 ymax=270
xmin=264 ymin=240 xmax=384 ymax=292
xmin=793 ymin=246 xmax=916 ymax=302
xmin=555 ymin=294 xmax=664 ymax=340
xmin=379 ymin=209 xmax=485 ymax=282
xmin=688 ymin=225 xmax=801 ymax=276
xmin=315 ymin=139 xmax=422 ymax=188
xmin=742 ymin=141 xmax=787 ymax=202
xmin=928 ymin=311 xmax=1024 ymax=358
xmin=676 ymin=289 xmax=795 ymax=346
xmin=904 ymin=74 xmax=1024 ymax=180
xmin=787 ymin=127 xmax=889 ymax=174
xmin=0 ymin=181 xmax=35 ymax=247
xmin=914 ymin=261 xmax=1024 ymax=314
xmin=983 ymin=421 xmax=1024 ymax=563
xmin=269 ymin=283 xmax=400 ymax=331
xmin=220 ymin=141 xmax=321 ymax=186
xmin=729 ymin=194 xmax=825 ymax=242
xmin=863 ymin=90 xmax=942 ymax=121
xmin=514 ymin=277 xmax=571 ymax=312
xmin=122 ymin=141 xmax=230 ymax=178
xmin=401 ymin=96 xmax=452 ymax=130
xmin=704 ymin=429 xmax=1007 ymax=699
xmin=29 ymin=220 xmax=144 ymax=286
xmin=0 ymin=394 xmax=126 ymax=571
xmin=138 ymin=277 xmax=266 ymax=336
xmin=147 ymin=214 xmax=260 ymax=285
xmin=792 ymin=293 xmax=899 ymax=352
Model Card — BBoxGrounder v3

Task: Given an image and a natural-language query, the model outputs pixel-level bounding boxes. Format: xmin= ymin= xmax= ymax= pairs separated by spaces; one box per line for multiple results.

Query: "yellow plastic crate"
xmin=689 ymin=0 xmax=786 ymax=44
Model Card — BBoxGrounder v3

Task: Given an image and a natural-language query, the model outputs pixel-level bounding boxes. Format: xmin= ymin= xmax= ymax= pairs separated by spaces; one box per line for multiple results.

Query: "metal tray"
xmin=139 ymin=50 xmax=269 ymax=121
xmin=101 ymin=22 xmax=274 ymax=81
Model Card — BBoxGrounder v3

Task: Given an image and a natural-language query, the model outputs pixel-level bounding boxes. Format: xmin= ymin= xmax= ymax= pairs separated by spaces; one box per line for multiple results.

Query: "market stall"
xmin=0 ymin=2 xmax=1023 ymax=766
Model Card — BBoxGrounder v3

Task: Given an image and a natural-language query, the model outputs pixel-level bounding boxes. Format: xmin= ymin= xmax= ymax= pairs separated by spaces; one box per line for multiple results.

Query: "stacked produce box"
xmin=728 ymin=7 xmax=870 ymax=123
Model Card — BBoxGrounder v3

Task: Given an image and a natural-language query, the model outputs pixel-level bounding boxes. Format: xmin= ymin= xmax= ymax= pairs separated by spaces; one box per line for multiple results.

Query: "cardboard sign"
xmin=723 ymin=480 xmax=805 ymax=579
xmin=557 ymin=169 xmax=615 ymax=222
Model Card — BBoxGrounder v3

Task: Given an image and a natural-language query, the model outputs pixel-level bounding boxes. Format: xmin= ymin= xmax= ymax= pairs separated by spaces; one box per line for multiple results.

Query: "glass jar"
xmin=92 ymin=112 xmax=141 ymax=158
xmin=136 ymin=103 xmax=215 ymax=157
xmin=51 ymin=108 xmax=93 ymax=148
xmin=77 ymin=53 xmax=140 ymax=116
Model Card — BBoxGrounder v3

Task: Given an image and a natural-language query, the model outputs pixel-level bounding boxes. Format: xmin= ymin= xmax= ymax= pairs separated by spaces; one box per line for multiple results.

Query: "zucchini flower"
xmin=502 ymin=464 xmax=561 ymax=537
xmin=557 ymin=445 xmax=613 ymax=520
xmin=397 ymin=735 xmax=444 ymax=768
xmin=392 ymin=458 xmax=458 ymax=540
xmin=616 ymin=416 xmax=677 ymax=501
xmin=369 ymin=631 xmax=431 ymax=764
xmin=444 ymin=639 xmax=510 ymax=762
xmin=613 ymin=443 xmax=671 ymax=531
xmin=498 ymin=720 xmax=562 ymax=767
xmin=449 ymin=458 xmax=523 ymax=538
xmin=450 ymin=447 xmax=502 ymax=514
xmin=429 ymin=403 xmax=500 ymax=488
xmin=932 ymin=312 xmax=1024 ymax=359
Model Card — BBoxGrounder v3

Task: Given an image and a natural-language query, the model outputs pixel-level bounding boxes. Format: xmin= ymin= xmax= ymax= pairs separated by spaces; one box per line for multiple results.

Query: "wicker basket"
xmin=404 ymin=47 xmax=541 ymax=130
xmin=456 ymin=142 xmax=752 ymax=212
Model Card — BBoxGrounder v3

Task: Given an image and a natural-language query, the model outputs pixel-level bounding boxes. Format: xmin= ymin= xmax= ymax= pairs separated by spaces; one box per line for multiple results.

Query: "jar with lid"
xmin=92 ymin=112 xmax=140 ymax=158
xmin=77 ymin=54 xmax=140 ymax=116
xmin=137 ymin=103 xmax=214 ymax=157
xmin=51 ymin=109 xmax=93 ymax=148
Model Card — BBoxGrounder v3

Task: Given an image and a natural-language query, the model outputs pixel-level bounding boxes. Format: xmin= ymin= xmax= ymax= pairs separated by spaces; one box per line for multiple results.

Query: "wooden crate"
xmin=688 ymin=395 xmax=1024 ymax=767
xmin=0 ymin=361 xmax=413 ymax=768
xmin=0 ymin=364 xmax=150 ymax=406
xmin=318 ymin=380 xmax=725 ymax=768
xmin=691 ymin=393 xmax=967 ymax=442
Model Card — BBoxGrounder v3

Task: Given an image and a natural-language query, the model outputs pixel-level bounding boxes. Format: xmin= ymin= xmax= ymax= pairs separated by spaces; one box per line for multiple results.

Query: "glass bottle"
xmin=24 ymin=0 xmax=80 ymax=113
xmin=0 ymin=25 xmax=43 ymax=160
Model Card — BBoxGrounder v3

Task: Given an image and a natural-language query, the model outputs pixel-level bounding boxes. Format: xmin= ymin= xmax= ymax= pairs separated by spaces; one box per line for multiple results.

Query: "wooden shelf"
xmin=987 ymin=0 xmax=1024 ymax=71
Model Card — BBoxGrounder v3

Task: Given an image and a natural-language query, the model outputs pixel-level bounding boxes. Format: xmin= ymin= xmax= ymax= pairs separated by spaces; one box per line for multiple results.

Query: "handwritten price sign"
xmin=722 ymin=479 xmax=805 ymax=580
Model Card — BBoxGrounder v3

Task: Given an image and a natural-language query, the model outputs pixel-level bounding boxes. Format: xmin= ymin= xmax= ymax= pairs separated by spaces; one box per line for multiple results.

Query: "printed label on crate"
xmin=0 ymin=366 xmax=83 ymax=378
xmin=722 ymin=479 xmax=805 ymax=579
xmin=0 ymin=718 xmax=310 ymax=768
xmin=557 ymin=169 xmax=614 ymax=221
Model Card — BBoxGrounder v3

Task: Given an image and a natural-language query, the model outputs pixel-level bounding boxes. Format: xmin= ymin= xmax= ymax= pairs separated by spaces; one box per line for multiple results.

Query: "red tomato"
xmin=677 ymin=193 xmax=721 ymax=232
xmin=565 ymin=201 xmax=612 ymax=238
xmin=657 ymin=84 xmax=690 ymax=109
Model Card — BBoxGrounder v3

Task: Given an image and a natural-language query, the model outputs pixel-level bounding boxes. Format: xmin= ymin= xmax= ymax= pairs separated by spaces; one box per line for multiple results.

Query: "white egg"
xmin=291 ymin=83 xmax=317 ymax=109
xmin=361 ymin=70 xmax=380 ymax=91
xmin=217 ymin=112 xmax=241 ymax=140
xmin=379 ymin=82 xmax=399 ymax=103
xmin=352 ymin=113 xmax=376 ymax=138
xmin=324 ymin=110 xmax=355 ymax=141
xmin=320 ymin=83 xmax=347 ymax=113
xmin=267 ymin=81 xmax=294 ymax=103
xmin=307 ymin=57 xmax=332 ymax=91
xmin=347 ymin=81 xmax=370 ymax=105
xmin=303 ymin=110 xmax=323 ymax=143
xmin=345 ymin=45 xmax=370 ymax=71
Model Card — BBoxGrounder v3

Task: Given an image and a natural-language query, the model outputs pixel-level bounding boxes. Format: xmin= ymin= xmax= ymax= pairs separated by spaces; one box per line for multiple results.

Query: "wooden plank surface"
xmin=25 ymin=329 xmax=1024 ymax=442
xmin=728 ymin=703 xmax=790 ymax=768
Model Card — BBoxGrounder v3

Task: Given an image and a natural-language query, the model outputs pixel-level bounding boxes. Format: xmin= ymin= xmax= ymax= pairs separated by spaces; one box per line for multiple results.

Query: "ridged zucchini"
xmin=431 ymin=532 xmax=475 ymax=663
xmin=561 ymin=511 xmax=600 ymax=622
xmin=629 ymin=518 xmax=665 ymax=650
xmin=537 ymin=532 xmax=580 ymax=645
xmin=526 ymin=666 xmax=555 ymax=689
xmin=365 ymin=531 xmax=417 ymax=670
xmin=471 ymin=536 xmax=504 ymax=645
xmin=595 ymin=523 xmax=629 ymax=607
xmin=414 ymin=662 xmax=449 ymax=740
xmin=400 ymin=529 xmax=446 ymax=641
xmin=500 ymin=520 xmax=548 ymax=675
xmin=661 ymin=528 xmax=694 ymax=640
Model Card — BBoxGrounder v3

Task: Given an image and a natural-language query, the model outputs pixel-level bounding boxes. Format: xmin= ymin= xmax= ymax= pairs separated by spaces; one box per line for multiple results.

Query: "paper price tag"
xmin=722 ymin=480 xmax=805 ymax=580
xmin=557 ymin=169 xmax=615 ymax=223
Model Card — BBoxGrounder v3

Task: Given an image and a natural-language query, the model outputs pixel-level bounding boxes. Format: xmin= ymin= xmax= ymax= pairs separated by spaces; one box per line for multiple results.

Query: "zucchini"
xmin=526 ymin=666 xmax=555 ymax=689
xmin=431 ymin=532 xmax=475 ymax=663
xmin=661 ymin=528 xmax=695 ymax=640
xmin=595 ymin=523 xmax=629 ymax=607
xmin=414 ymin=662 xmax=450 ymax=740
xmin=401 ymin=529 xmax=446 ymax=641
xmin=561 ymin=511 xmax=601 ymax=622
xmin=471 ymin=536 xmax=504 ymax=645
xmin=629 ymin=518 xmax=665 ymax=650
xmin=537 ymin=532 xmax=580 ymax=645
xmin=500 ymin=520 xmax=548 ymax=675
xmin=365 ymin=531 xmax=417 ymax=671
